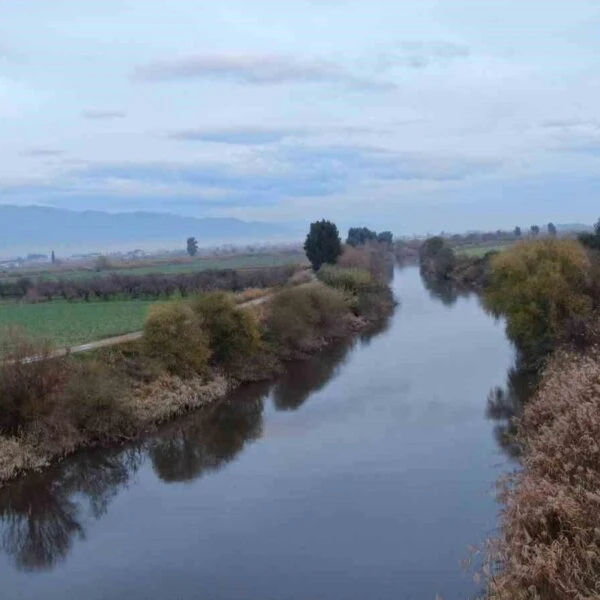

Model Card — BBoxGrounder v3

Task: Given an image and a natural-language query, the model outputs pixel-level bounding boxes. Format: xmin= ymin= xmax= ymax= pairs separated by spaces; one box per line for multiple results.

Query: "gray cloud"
xmin=167 ymin=126 xmax=306 ymax=145
xmin=22 ymin=148 xmax=64 ymax=157
xmin=82 ymin=110 xmax=127 ymax=120
xmin=542 ymin=118 xmax=600 ymax=129
xmin=133 ymin=54 xmax=394 ymax=91
xmin=376 ymin=41 xmax=469 ymax=70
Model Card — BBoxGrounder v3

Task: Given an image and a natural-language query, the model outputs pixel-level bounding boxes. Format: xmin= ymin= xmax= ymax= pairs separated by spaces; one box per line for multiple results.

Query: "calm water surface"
xmin=0 ymin=267 xmax=516 ymax=600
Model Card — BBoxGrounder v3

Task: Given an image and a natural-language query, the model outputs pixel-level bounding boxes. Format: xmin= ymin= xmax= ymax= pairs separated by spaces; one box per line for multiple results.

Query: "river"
xmin=0 ymin=266 xmax=516 ymax=600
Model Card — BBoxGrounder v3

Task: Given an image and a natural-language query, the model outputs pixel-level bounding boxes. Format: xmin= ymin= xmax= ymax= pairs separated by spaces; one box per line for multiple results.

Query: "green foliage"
xmin=547 ymin=222 xmax=557 ymax=237
xmin=266 ymin=285 xmax=348 ymax=354
xmin=346 ymin=227 xmax=393 ymax=246
xmin=419 ymin=236 xmax=456 ymax=279
xmin=186 ymin=236 xmax=198 ymax=257
xmin=486 ymin=239 xmax=592 ymax=359
xmin=530 ymin=224 xmax=540 ymax=236
xmin=94 ymin=255 xmax=111 ymax=271
xmin=317 ymin=264 xmax=374 ymax=295
xmin=143 ymin=302 xmax=210 ymax=375
xmin=377 ymin=231 xmax=393 ymax=244
xmin=514 ymin=226 xmax=522 ymax=238
xmin=190 ymin=292 xmax=261 ymax=368
xmin=346 ymin=227 xmax=378 ymax=246
xmin=304 ymin=220 xmax=342 ymax=271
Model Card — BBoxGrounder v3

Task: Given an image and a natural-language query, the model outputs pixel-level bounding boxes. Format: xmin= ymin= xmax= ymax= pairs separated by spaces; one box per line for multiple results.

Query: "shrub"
xmin=0 ymin=328 xmax=66 ymax=435
xmin=53 ymin=359 xmax=134 ymax=438
xmin=485 ymin=239 xmax=592 ymax=360
xmin=190 ymin=292 xmax=261 ymax=368
xmin=317 ymin=265 xmax=374 ymax=296
xmin=266 ymin=285 xmax=348 ymax=354
xmin=338 ymin=244 xmax=387 ymax=280
xmin=143 ymin=303 xmax=210 ymax=376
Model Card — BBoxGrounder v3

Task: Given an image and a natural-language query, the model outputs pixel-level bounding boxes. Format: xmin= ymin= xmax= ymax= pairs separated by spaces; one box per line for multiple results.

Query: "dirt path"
xmin=17 ymin=281 xmax=315 ymax=363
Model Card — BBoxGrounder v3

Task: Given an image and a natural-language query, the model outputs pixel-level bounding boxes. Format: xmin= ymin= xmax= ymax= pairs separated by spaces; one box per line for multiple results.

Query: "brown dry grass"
xmin=488 ymin=348 xmax=600 ymax=599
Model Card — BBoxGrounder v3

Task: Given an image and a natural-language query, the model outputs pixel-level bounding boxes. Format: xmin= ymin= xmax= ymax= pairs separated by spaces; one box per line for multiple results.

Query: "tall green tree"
xmin=547 ymin=222 xmax=557 ymax=237
xmin=530 ymin=225 xmax=540 ymax=237
xmin=186 ymin=237 xmax=198 ymax=257
xmin=514 ymin=226 xmax=522 ymax=238
xmin=304 ymin=220 xmax=342 ymax=271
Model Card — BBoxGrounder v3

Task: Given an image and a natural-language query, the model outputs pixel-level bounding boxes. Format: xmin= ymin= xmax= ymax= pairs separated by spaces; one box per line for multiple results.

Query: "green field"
xmin=454 ymin=243 xmax=513 ymax=258
xmin=0 ymin=252 xmax=307 ymax=284
xmin=0 ymin=300 xmax=154 ymax=347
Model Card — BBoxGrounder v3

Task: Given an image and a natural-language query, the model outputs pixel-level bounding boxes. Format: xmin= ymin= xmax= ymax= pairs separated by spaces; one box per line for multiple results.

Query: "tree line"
xmin=0 ymin=266 xmax=297 ymax=302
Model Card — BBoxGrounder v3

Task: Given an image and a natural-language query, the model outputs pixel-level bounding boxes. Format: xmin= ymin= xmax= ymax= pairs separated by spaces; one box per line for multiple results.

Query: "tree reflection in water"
xmin=150 ymin=392 xmax=266 ymax=483
xmin=0 ymin=448 xmax=143 ymax=572
xmin=0 ymin=325 xmax=393 ymax=573
xmin=486 ymin=358 xmax=537 ymax=460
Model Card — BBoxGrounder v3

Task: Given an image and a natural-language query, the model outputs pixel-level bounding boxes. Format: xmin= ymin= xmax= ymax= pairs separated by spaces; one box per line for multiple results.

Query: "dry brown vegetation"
xmin=0 ymin=268 xmax=395 ymax=485
xmin=487 ymin=348 xmax=600 ymax=599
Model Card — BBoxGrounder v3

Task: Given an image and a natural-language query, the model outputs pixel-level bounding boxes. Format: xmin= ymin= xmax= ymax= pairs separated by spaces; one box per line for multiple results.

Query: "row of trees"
xmin=0 ymin=266 xmax=297 ymax=302
xmin=303 ymin=221 xmax=393 ymax=271
xmin=513 ymin=223 xmax=556 ymax=238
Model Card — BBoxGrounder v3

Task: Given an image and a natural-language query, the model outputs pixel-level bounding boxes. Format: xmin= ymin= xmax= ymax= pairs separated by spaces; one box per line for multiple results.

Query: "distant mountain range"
xmin=0 ymin=205 xmax=293 ymax=255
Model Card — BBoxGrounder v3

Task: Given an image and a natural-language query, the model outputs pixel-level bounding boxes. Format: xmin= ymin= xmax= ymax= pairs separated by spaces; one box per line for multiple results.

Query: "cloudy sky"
xmin=2 ymin=0 xmax=600 ymax=234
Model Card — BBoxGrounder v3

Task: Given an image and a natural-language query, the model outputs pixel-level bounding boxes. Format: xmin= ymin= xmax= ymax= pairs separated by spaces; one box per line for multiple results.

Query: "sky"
xmin=2 ymin=0 xmax=600 ymax=234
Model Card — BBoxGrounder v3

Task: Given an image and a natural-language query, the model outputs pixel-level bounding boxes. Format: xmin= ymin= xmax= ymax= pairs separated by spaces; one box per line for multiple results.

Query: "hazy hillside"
xmin=0 ymin=205 xmax=292 ymax=255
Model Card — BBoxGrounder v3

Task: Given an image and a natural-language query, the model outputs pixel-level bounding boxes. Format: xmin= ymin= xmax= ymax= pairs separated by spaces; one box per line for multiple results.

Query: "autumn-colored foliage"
xmin=143 ymin=302 xmax=210 ymax=376
xmin=488 ymin=349 xmax=600 ymax=599
xmin=486 ymin=239 xmax=592 ymax=360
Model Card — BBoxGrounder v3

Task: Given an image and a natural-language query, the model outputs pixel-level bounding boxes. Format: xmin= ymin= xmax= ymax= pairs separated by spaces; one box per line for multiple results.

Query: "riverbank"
xmin=487 ymin=348 xmax=600 ymax=599
xmin=0 ymin=262 xmax=394 ymax=486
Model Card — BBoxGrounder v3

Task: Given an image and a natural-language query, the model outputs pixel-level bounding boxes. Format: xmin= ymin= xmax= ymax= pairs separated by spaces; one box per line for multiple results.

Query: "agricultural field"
xmin=0 ymin=251 xmax=307 ymax=284
xmin=454 ymin=242 xmax=513 ymax=257
xmin=0 ymin=300 xmax=154 ymax=347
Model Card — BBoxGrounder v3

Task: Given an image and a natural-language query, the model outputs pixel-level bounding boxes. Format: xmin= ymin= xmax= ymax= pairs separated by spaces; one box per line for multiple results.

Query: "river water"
xmin=0 ymin=267 xmax=516 ymax=600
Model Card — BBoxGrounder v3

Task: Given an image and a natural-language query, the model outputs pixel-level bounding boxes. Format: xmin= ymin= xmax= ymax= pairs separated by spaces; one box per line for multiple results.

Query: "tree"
xmin=346 ymin=227 xmax=378 ymax=247
xmin=514 ymin=226 xmax=522 ymax=238
xmin=579 ymin=217 xmax=600 ymax=250
xmin=94 ymin=255 xmax=111 ymax=271
xmin=530 ymin=225 xmax=540 ymax=237
xmin=51 ymin=250 xmax=56 ymax=264
xmin=377 ymin=231 xmax=393 ymax=244
xmin=304 ymin=220 xmax=342 ymax=271
xmin=486 ymin=238 xmax=592 ymax=360
xmin=186 ymin=237 xmax=198 ymax=257
xmin=547 ymin=222 xmax=557 ymax=237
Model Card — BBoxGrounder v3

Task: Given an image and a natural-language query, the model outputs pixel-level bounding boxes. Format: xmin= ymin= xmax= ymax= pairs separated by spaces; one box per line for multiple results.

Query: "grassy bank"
xmin=0 ymin=250 xmax=394 ymax=486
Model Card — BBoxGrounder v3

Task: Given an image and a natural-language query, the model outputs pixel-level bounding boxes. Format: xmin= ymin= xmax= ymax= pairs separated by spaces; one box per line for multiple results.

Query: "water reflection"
xmin=420 ymin=272 xmax=466 ymax=307
xmin=485 ymin=358 xmax=537 ymax=460
xmin=272 ymin=341 xmax=354 ymax=411
xmin=0 ymin=334 xmax=376 ymax=572
xmin=0 ymin=448 xmax=143 ymax=572
xmin=150 ymin=394 xmax=265 ymax=483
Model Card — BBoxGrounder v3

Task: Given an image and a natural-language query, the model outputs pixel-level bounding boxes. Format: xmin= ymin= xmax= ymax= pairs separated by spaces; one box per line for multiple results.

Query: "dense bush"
xmin=485 ymin=239 xmax=592 ymax=360
xmin=143 ymin=303 xmax=210 ymax=376
xmin=419 ymin=236 xmax=457 ymax=279
xmin=0 ymin=329 xmax=66 ymax=435
xmin=317 ymin=265 xmax=374 ymax=296
xmin=190 ymin=292 xmax=261 ymax=369
xmin=266 ymin=285 xmax=348 ymax=355
xmin=53 ymin=359 xmax=133 ymax=438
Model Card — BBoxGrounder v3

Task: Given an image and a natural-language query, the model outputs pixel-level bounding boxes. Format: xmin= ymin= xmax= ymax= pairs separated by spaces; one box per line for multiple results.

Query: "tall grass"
xmin=487 ymin=349 xmax=600 ymax=599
